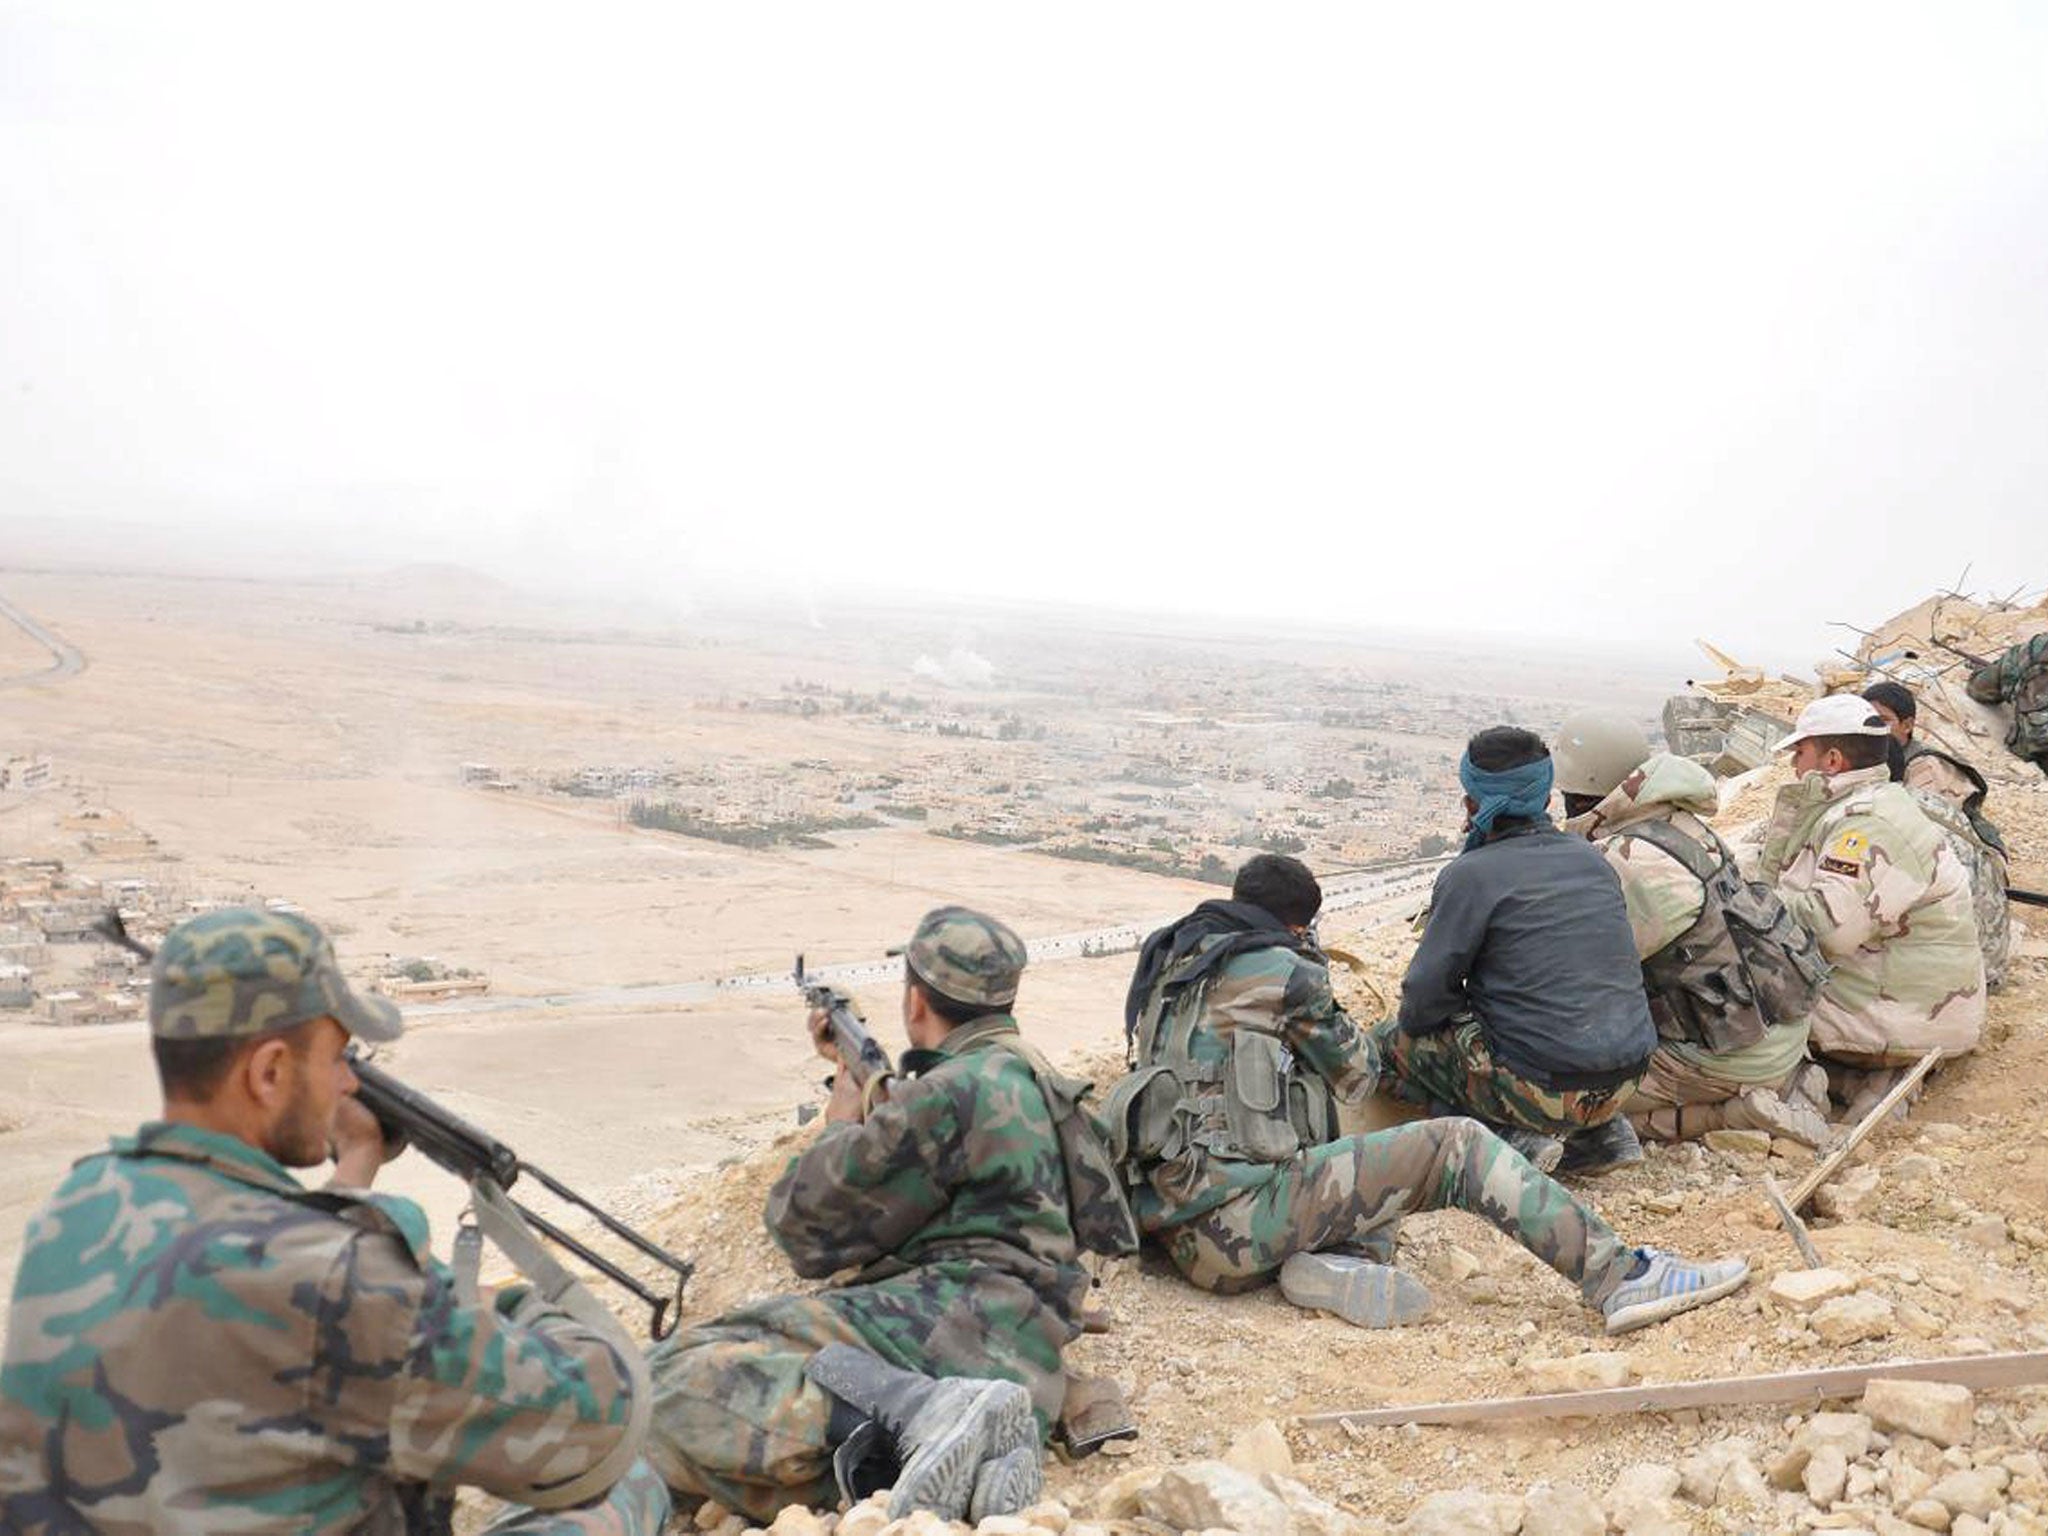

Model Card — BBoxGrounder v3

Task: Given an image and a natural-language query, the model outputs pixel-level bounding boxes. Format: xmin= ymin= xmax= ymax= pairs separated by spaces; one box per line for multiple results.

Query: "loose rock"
xmin=1769 ymin=1268 xmax=1862 ymax=1312
xmin=1520 ymin=1481 xmax=1603 ymax=1536
xmin=1526 ymin=1351 xmax=1634 ymax=1393
xmin=1605 ymin=1463 xmax=1682 ymax=1528
xmin=1400 ymin=1488 xmax=1519 ymax=1536
xmin=1902 ymin=1500 xmax=1953 ymax=1531
xmin=1805 ymin=1444 xmax=1850 ymax=1506
xmin=1925 ymin=1466 xmax=2009 ymax=1520
xmin=1704 ymin=1128 xmax=1774 ymax=1160
xmin=1815 ymin=1165 xmax=1883 ymax=1219
xmin=1140 ymin=1462 xmax=1290 ymax=1536
xmin=766 ymin=1508 xmax=830 ymax=1536
xmin=1862 ymin=1380 xmax=1975 ymax=1448
xmin=1225 ymin=1420 xmax=1295 ymax=1478
xmin=1811 ymin=1292 xmax=1897 ymax=1345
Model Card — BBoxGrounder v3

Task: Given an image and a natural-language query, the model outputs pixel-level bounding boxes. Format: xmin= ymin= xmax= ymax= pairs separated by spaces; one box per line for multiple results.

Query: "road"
xmin=0 ymin=588 xmax=86 ymax=688
xmin=409 ymin=856 xmax=1449 ymax=1019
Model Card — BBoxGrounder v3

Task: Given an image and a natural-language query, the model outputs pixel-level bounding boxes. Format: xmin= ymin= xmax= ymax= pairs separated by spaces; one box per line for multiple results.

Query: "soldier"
xmin=1757 ymin=695 xmax=1986 ymax=1122
xmin=1861 ymin=681 xmax=2008 ymax=848
xmin=1370 ymin=726 xmax=1657 ymax=1175
xmin=0 ymin=908 xmax=667 ymax=1536
xmin=1555 ymin=712 xmax=1831 ymax=1150
xmin=1862 ymin=682 xmax=2012 ymax=992
xmin=1965 ymin=631 xmax=2048 ymax=776
xmin=641 ymin=906 xmax=1137 ymax=1524
xmin=1110 ymin=854 xmax=1750 ymax=1337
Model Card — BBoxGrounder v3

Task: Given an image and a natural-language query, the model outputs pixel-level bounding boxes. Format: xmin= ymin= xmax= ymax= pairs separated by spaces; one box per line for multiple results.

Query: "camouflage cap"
xmin=149 ymin=907 xmax=402 ymax=1043
xmin=888 ymin=905 xmax=1028 ymax=1010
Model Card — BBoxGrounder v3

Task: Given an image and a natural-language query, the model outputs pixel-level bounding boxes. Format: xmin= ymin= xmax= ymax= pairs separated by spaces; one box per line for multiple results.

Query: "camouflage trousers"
xmin=1158 ymin=1117 xmax=1634 ymax=1306
xmin=479 ymin=1460 xmax=672 ymax=1534
xmin=1370 ymin=1017 xmax=1638 ymax=1137
xmin=1622 ymin=1049 xmax=1813 ymax=1143
xmin=643 ymin=1295 xmax=871 ymax=1522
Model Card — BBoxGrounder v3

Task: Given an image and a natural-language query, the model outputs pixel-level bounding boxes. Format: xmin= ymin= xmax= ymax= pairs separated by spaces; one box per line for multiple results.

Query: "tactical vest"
xmin=1614 ymin=818 xmax=1830 ymax=1053
xmin=1107 ymin=948 xmax=1336 ymax=1171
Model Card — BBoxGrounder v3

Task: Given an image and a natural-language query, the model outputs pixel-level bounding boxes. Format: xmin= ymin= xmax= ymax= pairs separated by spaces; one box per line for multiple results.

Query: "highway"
xmin=409 ymin=855 xmax=1448 ymax=1019
xmin=0 ymin=588 xmax=86 ymax=688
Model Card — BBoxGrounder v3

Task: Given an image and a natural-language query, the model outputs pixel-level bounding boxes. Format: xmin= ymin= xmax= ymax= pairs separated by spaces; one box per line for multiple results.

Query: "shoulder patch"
xmin=1825 ymin=828 xmax=1869 ymax=864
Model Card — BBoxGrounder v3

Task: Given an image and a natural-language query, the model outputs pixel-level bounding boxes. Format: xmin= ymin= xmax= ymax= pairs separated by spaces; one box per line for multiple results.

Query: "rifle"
xmin=346 ymin=1051 xmax=693 ymax=1339
xmin=1927 ymin=636 xmax=1992 ymax=671
xmin=792 ymin=953 xmax=895 ymax=1089
xmin=2012 ymin=887 xmax=2048 ymax=911
xmin=92 ymin=910 xmax=692 ymax=1340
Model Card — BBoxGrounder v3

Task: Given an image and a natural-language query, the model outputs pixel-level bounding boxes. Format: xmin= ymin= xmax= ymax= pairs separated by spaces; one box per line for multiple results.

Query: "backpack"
xmin=1614 ymin=818 xmax=1831 ymax=1053
xmin=985 ymin=1037 xmax=1141 ymax=1258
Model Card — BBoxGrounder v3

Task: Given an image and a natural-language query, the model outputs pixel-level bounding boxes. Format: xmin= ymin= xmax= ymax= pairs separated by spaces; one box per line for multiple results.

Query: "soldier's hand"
xmin=807 ymin=1006 xmax=844 ymax=1066
xmin=328 ymin=1095 xmax=401 ymax=1186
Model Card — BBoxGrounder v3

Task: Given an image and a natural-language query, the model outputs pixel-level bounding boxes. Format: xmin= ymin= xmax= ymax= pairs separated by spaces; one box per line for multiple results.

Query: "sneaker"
xmin=1601 ymin=1248 xmax=1751 ymax=1335
xmin=1727 ymin=1086 xmax=1831 ymax=1150
xmin=1558 ymin=1116 xmax=1643 ymax=1177
xmin=1495 ymin=1124 xmax=1565 ymax=1174
xmin=1279 ymin=1252 xmax=1433 ymax=1329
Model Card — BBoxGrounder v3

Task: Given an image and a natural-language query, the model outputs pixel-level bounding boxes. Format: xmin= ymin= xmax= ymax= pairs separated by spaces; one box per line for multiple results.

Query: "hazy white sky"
xmin=4 ymin=4 xmax=2046 ymax=665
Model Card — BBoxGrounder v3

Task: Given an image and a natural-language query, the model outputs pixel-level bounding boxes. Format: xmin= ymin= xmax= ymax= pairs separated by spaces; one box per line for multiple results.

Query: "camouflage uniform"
xmin=0 ymin=909 xmax=662 ymax=1536
xmin=1758 ymin=766 xmax=1985 ymax=1066
xmin=1564 ymin=754 xmax=1816 ymax=1141
xmin=1115 ymin=929 xmax=1634 ymax=1303
xmin=1967 ymin=632 xmax=2048 ymax=769
xmin=1906 ymin=785 xmax=2010 ymax=994
xmin=646 ymin=910 xmax=1118 ymax=1524
xmin=1369 ymin=1016 xmax=1636 ymax=1136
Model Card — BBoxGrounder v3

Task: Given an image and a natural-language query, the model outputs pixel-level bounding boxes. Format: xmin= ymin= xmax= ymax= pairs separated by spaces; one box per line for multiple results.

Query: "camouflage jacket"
xmin=762 ymin=1014 xmax=1090 ymax=1427
xmin=1564 ymin=753 xmax=1717 ymax=960
xmin=1967 ymin=632 xmax=2048 ymax=761
xmin=1113 ymin=937 xmax=1377 ymax=1230
xmin=0 ymin=1122 xmax=641 ymax=1536
xmin=1758 ymin=765 xmax=1984 ymax=1061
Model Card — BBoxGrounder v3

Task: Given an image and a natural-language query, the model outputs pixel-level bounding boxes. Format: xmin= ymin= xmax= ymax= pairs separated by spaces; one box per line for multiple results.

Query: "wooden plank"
xmin=1297 ymin=1350 xmax=2048 ymax=1429
xmin=1763 ymin=1173 xmax=1826 ymax=1269
xmin=1788 ymin=1047 xmax=1943 ymax=1212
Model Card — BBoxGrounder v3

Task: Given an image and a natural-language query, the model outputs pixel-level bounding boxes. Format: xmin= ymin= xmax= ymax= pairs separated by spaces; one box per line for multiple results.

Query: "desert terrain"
xmin=4 ymin=559 xmax=2046 ymax=1536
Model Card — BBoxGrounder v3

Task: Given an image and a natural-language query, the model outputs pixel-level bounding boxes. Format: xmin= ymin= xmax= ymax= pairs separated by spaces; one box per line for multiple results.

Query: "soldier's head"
xmin=1777 ymin=695 xmax=1892 ymax=780
xmin=1460 ymin=726 xmax=1553 ymax=838
xmin=889 ymin=905 xmax=1028 ymax=1048
xmin=1553 ymin=710 xmax=1652 ymax=820
xmin=1232 ymin=854 xmax=1321 ymax=930
xmin=1861 ymin=682 xmax=1917 ymax=744
xmin=149 ymin=908 xmax=401 ymax=1167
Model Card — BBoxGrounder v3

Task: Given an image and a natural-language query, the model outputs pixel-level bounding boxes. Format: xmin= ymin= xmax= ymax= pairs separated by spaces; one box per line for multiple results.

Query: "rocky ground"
xmin=522 ymin=767 xmax=2048 ymax=1536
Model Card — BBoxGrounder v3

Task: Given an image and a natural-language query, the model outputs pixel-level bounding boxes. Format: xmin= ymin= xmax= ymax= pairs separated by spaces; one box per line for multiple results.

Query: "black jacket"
xmin=1397 ymin=826 xmax=1654 ymax=1090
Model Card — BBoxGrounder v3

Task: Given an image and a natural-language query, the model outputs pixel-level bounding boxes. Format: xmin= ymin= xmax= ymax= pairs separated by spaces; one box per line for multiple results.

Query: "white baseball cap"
xmin=1776 ymin=693 xmax=1893 ymax=752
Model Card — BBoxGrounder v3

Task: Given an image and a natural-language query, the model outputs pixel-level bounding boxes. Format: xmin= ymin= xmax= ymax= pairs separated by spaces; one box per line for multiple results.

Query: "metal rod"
xmin=524 ymin=1163 xmax=696 ymax=1278
xmin=1297 ymin=1351 xmax=2048 ymax=1429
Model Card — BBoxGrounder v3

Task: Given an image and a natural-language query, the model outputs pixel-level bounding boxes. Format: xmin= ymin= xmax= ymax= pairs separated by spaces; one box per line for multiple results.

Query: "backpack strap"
xmin=1613 ymin=815 xmax=1725 ymax=884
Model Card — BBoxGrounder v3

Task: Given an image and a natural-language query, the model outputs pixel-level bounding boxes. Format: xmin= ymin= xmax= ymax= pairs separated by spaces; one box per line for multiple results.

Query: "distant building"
xmin=0 ymin=965 xmax=31 ymax=1009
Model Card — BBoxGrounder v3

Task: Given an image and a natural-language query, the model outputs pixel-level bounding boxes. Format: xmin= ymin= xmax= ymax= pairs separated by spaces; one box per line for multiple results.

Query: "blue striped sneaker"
xmin=1279 ymin=1252 xmax=1433 ymax=1328
xmin=1601 ymin=1248 xmax=1750 ymax=1335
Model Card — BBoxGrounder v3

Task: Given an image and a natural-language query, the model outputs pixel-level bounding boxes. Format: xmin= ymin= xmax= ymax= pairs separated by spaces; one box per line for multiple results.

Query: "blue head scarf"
xmin=1458 ymin=751 xmax=1555 ymax=851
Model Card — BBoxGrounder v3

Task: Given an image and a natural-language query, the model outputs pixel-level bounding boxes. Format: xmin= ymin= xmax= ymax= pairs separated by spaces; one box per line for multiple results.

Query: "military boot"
xmin=1557 ymin=1116 xmax=1643 ymax=1176
xmin=805 ymin=1345 xmax=1040 ymax=1520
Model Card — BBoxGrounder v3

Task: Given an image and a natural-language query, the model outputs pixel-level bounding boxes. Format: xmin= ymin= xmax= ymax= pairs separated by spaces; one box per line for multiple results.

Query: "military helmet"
xmin=1553 ymin=710 xmax=1652 ymax=797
